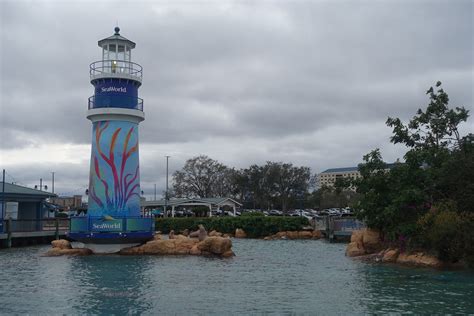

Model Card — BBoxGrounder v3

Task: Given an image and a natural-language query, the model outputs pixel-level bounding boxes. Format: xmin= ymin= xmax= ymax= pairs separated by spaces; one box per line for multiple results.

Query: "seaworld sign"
xmin=101 ymin=86 xmax=127 ymax=93
xmin=91 ymin=219 xmax=123 ymax=232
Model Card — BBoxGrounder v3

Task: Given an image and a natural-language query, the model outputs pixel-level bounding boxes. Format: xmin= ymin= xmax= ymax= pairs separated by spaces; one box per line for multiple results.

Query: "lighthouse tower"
xmin=68 ymin=27 xmax=153 ymax=253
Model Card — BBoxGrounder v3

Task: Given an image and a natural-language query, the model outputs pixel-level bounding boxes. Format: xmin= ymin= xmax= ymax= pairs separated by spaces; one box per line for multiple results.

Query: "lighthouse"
xmin=68 ymin=27 xmax=153 ymax=253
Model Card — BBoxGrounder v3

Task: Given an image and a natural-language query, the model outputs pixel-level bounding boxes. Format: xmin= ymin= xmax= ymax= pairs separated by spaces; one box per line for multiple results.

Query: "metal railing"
xmin=88 ymin=95 xmax=144 ymax=111
xmin=90 ymin=60 xmax=143 ymax=81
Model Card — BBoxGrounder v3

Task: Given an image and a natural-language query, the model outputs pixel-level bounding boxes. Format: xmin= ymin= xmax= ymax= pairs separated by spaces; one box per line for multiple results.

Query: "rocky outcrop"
xmin=347 ymin=231 xmax=444 ymax=269
xmin=44 ymin=239 xmax=92 ymax=256
xmin=119 ymin=236 xmax=234 ymax=257
xmin=264 ymin=230 xmax=322 ymax=240
xmin=396 ymin=252 xmax=442 ymax=268
xmin=346 ymin=229 xmax=382 ymax=257
xmin=235 ymin=228 xmax=247 ymax=238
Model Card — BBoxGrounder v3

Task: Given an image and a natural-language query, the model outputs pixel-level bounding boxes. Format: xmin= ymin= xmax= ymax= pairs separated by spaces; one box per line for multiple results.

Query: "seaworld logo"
xmin=101 ymin=86 xmax=127 ymax=93
xmin=92 ymin=222 xmax=122 ymax=230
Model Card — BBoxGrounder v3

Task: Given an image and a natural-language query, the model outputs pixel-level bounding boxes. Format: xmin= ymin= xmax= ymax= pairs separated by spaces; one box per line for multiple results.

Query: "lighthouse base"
xmin=71 ymin=242 xmax=140 ymax=254
xmin=67 ymin=231 xmax=154 ymax=254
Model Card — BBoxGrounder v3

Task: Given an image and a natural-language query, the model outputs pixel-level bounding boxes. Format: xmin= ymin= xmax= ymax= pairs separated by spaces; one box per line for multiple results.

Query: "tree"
xmin=355 ymin=82 xmax=471 ymax=240
xmin=173 ymin=155 xmax=231 ymax=198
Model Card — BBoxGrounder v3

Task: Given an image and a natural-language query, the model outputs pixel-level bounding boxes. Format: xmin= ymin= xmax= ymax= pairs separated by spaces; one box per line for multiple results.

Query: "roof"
xmin=321 ymin=163 xmax=399 ymax=174
xmin=142 ymin=197 xmax=242 ymax=208
xmin=98 ymin=27 xmax=136 ymax=49
xmin=0 ymin=182 xmax=57 ymax=198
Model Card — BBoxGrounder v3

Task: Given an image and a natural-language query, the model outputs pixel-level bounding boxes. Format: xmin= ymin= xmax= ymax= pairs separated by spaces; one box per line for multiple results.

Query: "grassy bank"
xmin=155 ymin=216 xmax=310 ymax=238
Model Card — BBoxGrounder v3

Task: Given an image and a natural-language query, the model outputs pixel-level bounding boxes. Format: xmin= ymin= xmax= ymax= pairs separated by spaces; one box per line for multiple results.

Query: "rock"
xmin=235 ymin=228 xmax=247 ymax=238
xmin=209 ymin=230 xmax=223 ymax=237
xmin=51 ymin=239 xmax=72 ymax=249
xmin=382 ymin=249 xmax=400 ymax=263
xmin=153 ymin=234 xmax=162 ymax=240
xmin=350 ymin=230 xmax=364 ymax=243
xmin=297 ymin=231 xmax=313 ymax=239
xmin=361 ymin=229 xmax=382 ymax=254
xmin=197 ymin=237 xmax=232 ymax=255
xmin=275 ymin=231 xmax=287 ymax=238
xmin=397 ymin=252 xmax=442 ymax=268
xmin=119 ymin=236 xmax=233 ymax=257
xmin=45 ymin=248 xmax=92 ymax=256
xmin=346 ymin=241 xmax=366 ymax=257
xmin=189 ymin=244 xmax=202 ymax=255
xmin=222 ymin=250 xmax=235 ymax=258
xmin=174 ymin=234 xmax=188 ymax=240
xmin=312 ymin=230 xmax=322 ymax=239
xmin=286 ymin=231 xmax=299 ymax=239
xmin=264 ymin=236 xmax=272 ymax=240
xmin=182 ymin=229 xmax=189 ymax=237
xmin=223 ymin=233 xmax=232 ymax=238
xmin=168 ymin=230 xmax=175 ymax=239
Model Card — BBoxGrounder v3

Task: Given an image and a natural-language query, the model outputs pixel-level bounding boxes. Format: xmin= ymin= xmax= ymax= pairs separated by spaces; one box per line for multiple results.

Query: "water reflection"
xmin=68 ymin=255 xmax=155 ymax=315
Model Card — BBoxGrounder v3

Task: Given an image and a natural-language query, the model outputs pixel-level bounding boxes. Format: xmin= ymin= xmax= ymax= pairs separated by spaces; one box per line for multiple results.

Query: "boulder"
xmin=168 ymin=230 xmax=175 ymax=239
xmin=346 ymin=241 xmax=366 ymax=257
xmin=297 ymin=231 xmax=313 ymax=239
xmin=235 ymin=228 xmax=247 ymax=238
xmin=45 ymin=248 xmax=92 ymax=256
xmin=264 ymin=236 xmax=272 ymax=240
xmin=286 ymin=231 xmax=299 ymax=239
xmin=189 ymin=244 xmax=202 ymax=255
xmin=222 ymin=250 xmax=235 ymax=258
xmin=209 ymin=230 xmax=223 ymax=237
xmin=397 ymin=252 xmax=442 ymax=268
xmin=223 ymin=233 xmax=233 ymax=238
xmin=120 ymin=236 xmax=233 ymax=257
xmin=153 ymin=234 xmax=162 ymax=240
xmin=312 ymin=230 xmax=322 ymax=239
xmin=275 ymin=231 xmax=287 ymax=238
xmin=197 ymin=236 xmax=232 ymax=255
xmin=361 ymin=229 xmax=382 ymax=253
xmin=382 ymin=249 xmax=400 ymax=263
xmin=51 ymin=239 xmax=72 ymax=249
xmin=350 ymin=230 xmax=364 ymax=243
xmin=182 ymin=229 xmax=190 ymax=237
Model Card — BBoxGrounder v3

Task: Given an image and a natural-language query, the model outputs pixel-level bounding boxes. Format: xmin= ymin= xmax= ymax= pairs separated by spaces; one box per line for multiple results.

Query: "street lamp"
xmin=34 ymin=178 xmax=48 ymax=191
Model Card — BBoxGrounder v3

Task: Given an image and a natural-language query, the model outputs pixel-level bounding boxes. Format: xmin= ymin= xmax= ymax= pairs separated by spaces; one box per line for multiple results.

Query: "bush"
xmin=418 ymin=204 xmax=474 ymax=265
xmin=155 ymin=216 xmax=309 ymax=238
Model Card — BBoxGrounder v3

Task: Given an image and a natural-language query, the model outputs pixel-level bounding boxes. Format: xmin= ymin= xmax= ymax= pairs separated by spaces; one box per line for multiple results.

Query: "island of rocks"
xmin=346 ymin=228 xmax=444 ymax=268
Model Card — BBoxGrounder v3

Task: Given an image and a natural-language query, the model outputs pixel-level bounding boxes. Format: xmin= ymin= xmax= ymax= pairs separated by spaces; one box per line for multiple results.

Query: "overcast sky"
xmin=0 ymin=0 xmax=472 ymax=199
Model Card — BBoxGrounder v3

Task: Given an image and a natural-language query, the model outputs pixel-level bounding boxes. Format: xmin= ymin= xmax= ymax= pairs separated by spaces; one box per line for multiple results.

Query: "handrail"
xmin=88 ymin=95 xmax=144 ymax=111
xmin=90 ymin=60 xmax=143 ymax=81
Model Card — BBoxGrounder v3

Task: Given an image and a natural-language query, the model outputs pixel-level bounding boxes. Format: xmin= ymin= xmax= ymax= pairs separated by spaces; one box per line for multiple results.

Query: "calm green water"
xmin=0 ymin=239 xmax=473 ymax=315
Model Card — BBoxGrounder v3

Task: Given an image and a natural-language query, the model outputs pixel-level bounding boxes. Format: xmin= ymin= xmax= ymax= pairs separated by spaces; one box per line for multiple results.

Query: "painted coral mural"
xmin=88 ymin=120 xmax=141 ymax=217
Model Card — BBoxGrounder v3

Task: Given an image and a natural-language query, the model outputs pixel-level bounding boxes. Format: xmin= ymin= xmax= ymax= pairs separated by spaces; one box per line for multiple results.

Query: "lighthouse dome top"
xmin=98 ymin=26 xmax=136 ymax=49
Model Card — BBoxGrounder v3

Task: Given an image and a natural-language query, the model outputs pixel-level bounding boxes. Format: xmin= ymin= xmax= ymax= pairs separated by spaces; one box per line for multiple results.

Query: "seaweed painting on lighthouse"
xmin=88 ymin=120 xmax=141 ymax=217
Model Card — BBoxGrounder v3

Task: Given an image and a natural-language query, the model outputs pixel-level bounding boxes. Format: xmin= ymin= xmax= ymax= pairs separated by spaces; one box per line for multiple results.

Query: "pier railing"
xmin=1 ymin=218 xmax=70 ymax=233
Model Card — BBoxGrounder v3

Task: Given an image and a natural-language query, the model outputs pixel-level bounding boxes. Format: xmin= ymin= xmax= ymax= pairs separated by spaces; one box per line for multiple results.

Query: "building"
xmin=318 ymin=163 xmax=398 ymax=190
xmin=1 ymin=182 xmax=57 ymax=233
xmin=318 ymin=167 xmax=361 ymax=190
xmin=49 ymin=195 xmax=82 ymax=210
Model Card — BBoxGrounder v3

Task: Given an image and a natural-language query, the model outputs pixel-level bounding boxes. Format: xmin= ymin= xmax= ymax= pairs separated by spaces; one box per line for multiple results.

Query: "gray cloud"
xmin=1 ymin=0 xmax=472 ymax=196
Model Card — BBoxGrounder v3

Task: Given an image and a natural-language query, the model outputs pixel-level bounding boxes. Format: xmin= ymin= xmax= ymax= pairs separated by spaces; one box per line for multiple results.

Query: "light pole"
xmin=165 ymin=155 xmax=170 ymax=217
xmin=154 ymin=183 xmax=157 ymax=201
xmin=51 ymin=172 xmax=55 ymax=194
xmin=35 ymin=178 xmax=48 ymax=191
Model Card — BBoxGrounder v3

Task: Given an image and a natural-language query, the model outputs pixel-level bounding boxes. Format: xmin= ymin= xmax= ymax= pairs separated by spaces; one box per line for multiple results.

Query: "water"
xmin=1 ymin=239 xmax=473 ymax=315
